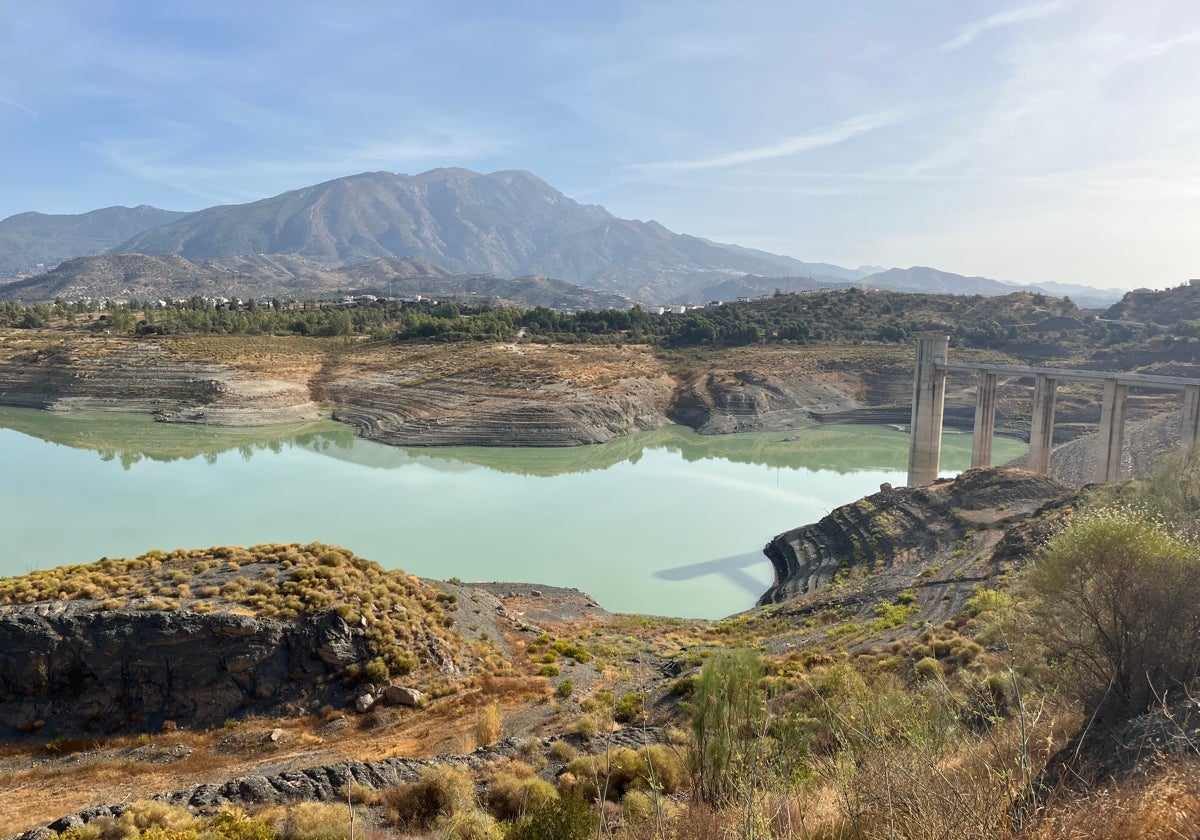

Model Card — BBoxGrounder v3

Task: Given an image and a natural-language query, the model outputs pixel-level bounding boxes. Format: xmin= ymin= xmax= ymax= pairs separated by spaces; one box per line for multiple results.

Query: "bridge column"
xmin=971 ymin=371 xmax=998 ymax=469
xmin=1027 ymin=374 xmax=1058 ymax=474
xmin=1184 ymin=386 xmax=1200 ymax=451
xmin=1094 ymin=378 xmax=1128 ymax=483
xmin=907 ymin=333 xmax=949 ymax=487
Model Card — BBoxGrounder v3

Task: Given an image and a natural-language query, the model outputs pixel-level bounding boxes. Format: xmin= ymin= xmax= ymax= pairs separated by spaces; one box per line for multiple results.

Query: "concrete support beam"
xmin=1094 ymin=378 xmax=1128 ymax=483
xmin=907 ymin=334 xmax=949 ymax=487
xmin=1027 ymin=374 xmax=1058 ymax=474
xmin=971 ymin=371 xmax=998 ymax=469
xmin=1184 ymin=386 xmax=1200 ymax=452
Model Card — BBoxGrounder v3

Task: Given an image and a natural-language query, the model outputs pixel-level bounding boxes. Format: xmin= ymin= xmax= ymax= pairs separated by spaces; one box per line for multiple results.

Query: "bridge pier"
xmin=906 ymin=334 xmax=948 ymax=487
xmin=1095 ymin=379 xmax=1129 ymax=483
xmin=1184 ymin=385 xmax=1200 ymax=451
xmin=1027 ymin=374 xmax=1058 ymax=474
xmin=971 ymin=371 xmax=998 ymax=469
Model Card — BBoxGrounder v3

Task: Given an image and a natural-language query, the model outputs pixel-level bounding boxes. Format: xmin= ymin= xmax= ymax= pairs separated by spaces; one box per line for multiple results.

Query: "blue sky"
xmin=2 ymin=1 xmax=1198 ymax=290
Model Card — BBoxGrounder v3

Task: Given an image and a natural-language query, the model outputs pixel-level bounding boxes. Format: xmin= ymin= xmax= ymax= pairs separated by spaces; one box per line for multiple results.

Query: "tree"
xmin=686 ymin=649 xmax=807 ymax=811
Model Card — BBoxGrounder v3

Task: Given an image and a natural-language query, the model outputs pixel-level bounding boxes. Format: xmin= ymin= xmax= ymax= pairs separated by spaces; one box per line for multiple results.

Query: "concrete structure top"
xmin=937 ymin=361 xmax=1200 ymax=392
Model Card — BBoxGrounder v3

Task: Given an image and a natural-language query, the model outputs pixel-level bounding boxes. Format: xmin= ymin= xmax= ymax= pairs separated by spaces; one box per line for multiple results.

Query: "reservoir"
xmin=0 ymin=408 xmax=1026 ymax=618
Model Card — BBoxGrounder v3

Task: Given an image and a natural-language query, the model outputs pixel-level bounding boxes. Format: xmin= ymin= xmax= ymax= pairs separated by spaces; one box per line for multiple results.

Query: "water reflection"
xmin=0 ymin=406 xmax=1017 ymax=477
xmin=0 ymin=406 xmax=353 ymax=469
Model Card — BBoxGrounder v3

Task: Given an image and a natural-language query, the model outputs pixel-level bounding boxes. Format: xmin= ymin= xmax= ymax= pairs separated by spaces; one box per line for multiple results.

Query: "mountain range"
xmin=0 ymin=168 xmax=1126 ymax=307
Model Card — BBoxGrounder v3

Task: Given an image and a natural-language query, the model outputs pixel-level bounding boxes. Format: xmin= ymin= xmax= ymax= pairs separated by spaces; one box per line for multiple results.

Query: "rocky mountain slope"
xmin=0 ymin=205 xmax=184 ymax=279
xmin=113 ymin=169 xmax=810 ymax=292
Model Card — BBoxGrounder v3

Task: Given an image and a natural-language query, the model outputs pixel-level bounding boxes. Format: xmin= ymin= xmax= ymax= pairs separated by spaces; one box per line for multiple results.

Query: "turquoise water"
xmin=0 ymin=408 xmax=1026 ymax=618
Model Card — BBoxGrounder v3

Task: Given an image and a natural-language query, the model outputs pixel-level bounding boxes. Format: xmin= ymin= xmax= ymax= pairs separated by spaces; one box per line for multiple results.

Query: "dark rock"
xmin=0 ymin=605 xmax=374 ymax=737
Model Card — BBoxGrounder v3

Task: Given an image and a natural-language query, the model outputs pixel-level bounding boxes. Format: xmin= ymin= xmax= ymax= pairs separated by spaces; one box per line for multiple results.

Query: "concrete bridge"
xmin=907 ymin=333 xmax=1200 ymax=487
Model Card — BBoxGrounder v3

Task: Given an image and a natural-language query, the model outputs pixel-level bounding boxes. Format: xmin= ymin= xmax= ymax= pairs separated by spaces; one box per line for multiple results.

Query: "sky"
xmin=2 ymin=1 xmax=1199 ymax=291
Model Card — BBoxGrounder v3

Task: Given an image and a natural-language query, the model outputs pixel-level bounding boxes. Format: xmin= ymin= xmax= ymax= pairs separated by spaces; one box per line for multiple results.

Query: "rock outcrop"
xmin=759 ymin=468 xmax=1074 ymax=617
xmin=669 ymin=369 xmax=863 ymax=434
xmin=0 ymin=340 xmax=321 ymax=426
xmin=0 ymin=603 xmax=370 ymax=737
xmin=329 ymin=371 xmax=673 ymax=446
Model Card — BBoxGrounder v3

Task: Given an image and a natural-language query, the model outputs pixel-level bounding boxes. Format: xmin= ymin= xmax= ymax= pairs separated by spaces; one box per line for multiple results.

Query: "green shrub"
xmin=436 ymin=807 xmax=502 ymax=840
xmin=613 ymin=692 xmax=644 ymax=724
xmin=506 ymin=797 xmax=594 ymax=840
xmin=965 ymin=587 xmax=1010 ymax=616
xmin=913 ymin=657 xmax=942 ymax=681
xmin=486 ymin=768 xmax=559 ymax=819
xmin=203 ymin=808 xmax=278 ymax=840
xmin=561 ymin=744 xmax=689 ymax=802
xmin=556 ymin=679 xmax=574 ymax=698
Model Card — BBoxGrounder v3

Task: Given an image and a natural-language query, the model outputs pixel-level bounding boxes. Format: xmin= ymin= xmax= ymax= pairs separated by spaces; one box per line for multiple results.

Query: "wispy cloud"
xmin=0 ymin=96 xmax=38 ymax=120
xmin=89 ymin=130 xmax=508 ymax=205
xmin=1123 ymin=28 xmax=1200 ymax=62
xmin=631 ymin=110 xmax=909 ymax=176
xmin=939 ymin=2 xmax=1064 ymax=51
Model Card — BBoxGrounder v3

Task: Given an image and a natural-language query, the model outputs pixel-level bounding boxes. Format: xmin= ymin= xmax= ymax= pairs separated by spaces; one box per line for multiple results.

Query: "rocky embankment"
xmin=0 ymin=339 xmax=320 ymax=425
xmin=760 ymin=468 xmax=1075 ymax=620
xmin=328 ymin=370 xmax=674 ymax=446
xmin=13 ymin=728 xmax=665 ymax=840
xmin=0 ymin=603 xmax=374 ymax=737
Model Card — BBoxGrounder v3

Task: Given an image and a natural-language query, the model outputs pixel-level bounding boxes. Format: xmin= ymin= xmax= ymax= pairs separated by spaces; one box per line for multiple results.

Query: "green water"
xmin=0 ymin=408 xmax=1026 ymax=618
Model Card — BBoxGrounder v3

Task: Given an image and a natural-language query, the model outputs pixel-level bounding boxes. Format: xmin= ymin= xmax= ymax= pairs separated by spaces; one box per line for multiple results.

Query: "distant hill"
xmin=1104 ymin=282 xmax=1200 ymax=325
xmin=0 ymin=253 xmax=631 ymax=310
xmin=857 ymin=266 xmax=1123 ymax=307
xmin=0 ymin=205 xmax=185 ymax=278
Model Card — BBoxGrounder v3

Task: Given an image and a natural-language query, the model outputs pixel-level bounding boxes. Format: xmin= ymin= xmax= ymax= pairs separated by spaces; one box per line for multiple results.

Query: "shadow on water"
xmin=654 ymin=551 xmax=771 ymax=600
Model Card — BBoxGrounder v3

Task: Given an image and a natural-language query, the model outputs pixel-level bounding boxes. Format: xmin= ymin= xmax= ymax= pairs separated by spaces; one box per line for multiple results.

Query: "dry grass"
xmin=1024 ymin=758 xmax=1200 ymax=840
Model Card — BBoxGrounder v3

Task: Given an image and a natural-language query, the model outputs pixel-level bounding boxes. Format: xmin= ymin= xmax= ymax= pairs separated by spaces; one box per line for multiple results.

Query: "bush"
xmin=1026 ymin=510 xmax=1200 ymax=722
xmin=486 ymin=768 xmax=558 ymax=819
xmin=436 ymin=808 xmax=502 ymax=840
xmin=965 ymin=587 xmax=1010 ymax=616
xmin=556 ymin=679 xmax=574 ymax=698
xmin=560 ymin=744 xmax=689 ymax=802
xmin=277 ymin=802 xmax=357 ymax=840
xmin=506 ymin=797 xmax=594 ymax=840
xmin=379 ymin=764 xmax=475 ymax=828
xmin=614 ymin=692 xmax=644 ymax=723
xmin=474 ymin=703 xmax=503 ymax=748
xmin=913 ymin=657 xmax=942 ymax=681
xmin=204 ymin=808 xmax=278 ymax=840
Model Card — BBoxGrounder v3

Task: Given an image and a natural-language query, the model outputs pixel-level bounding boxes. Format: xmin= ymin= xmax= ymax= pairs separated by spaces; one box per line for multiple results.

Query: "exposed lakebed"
xmin=0 ymin=408 xmax=1026 ymax=618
